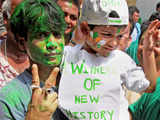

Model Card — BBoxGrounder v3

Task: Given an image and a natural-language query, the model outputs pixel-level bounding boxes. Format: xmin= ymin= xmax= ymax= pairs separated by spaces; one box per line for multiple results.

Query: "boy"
xmin=129 ymin=13 xmax=160 ymax=120
xmin=58 ymin=0 xmax=157 ymax=120
xmin=0 ymin=0 xmax=67 ymax=119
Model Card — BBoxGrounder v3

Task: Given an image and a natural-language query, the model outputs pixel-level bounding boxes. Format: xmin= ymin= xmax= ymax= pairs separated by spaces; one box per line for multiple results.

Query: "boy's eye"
xmin=53 ymin=32 xmax=61 ymax=39
xmin=117 ymin=35 xmax=123 ymax=39
xmin=37 ymin=32 xmax=49 ymax=38
xmin=70 ymin=15 xmax=77 ymax=21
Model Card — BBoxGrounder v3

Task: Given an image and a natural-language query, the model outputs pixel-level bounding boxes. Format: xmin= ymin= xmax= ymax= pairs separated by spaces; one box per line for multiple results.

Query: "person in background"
xmin=126 ymin=6 xmax=141 ymax=65
xmin=156 ymin=2 xmax=160 ymax=12
xmin=0 ymin=0 xmax=29 ymax=88
xmin=129 ymin=18 xmax=160 ymax=120
xmin=54 ymin=0 xmax=80 ymax=45
xmin=0 ymin=0 xmax=6 ymax=44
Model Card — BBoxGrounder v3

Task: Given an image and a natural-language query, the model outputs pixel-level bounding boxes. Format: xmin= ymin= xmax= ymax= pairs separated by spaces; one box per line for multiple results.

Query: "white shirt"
xmin=58 ymin=45 xmax=150 ymax=120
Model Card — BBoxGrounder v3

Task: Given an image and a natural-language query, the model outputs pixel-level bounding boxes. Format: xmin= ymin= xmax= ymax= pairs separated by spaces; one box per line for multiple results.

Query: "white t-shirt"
xmin=58 ymin=45 xmax=150 ymax=120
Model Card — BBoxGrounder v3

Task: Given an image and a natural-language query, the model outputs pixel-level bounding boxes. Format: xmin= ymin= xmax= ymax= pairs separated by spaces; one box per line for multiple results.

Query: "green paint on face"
xmin=97 ymin=44 xmax=101 ymax=48
xmin=117 ymin=28 xmax=121 ymax=34
xmin=27 ymin=33 xmax=64 ymax=67
xmin=93 ymin=32 xmax=98 ymax=39
xmin=68 ymin=0 xmax=72 ymax=8
xmin=10 ymin=0 xmax=67 ymax=41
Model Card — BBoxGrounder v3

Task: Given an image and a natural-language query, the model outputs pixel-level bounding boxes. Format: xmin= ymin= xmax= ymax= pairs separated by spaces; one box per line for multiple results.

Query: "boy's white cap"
xmin=81 ymin=0 xmax=129 ymax=25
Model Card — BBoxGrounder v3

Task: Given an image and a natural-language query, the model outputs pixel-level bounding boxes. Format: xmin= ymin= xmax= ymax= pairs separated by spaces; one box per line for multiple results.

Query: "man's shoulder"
xmin=0 ymin=71 xmax=32 ymax=102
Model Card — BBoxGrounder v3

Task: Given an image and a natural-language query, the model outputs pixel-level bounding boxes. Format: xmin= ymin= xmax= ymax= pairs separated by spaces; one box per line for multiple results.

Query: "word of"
xmin=84 ymin=78 xmax=102 ymax=91
xmin=65 ymin=109 xmax=114 ymax=120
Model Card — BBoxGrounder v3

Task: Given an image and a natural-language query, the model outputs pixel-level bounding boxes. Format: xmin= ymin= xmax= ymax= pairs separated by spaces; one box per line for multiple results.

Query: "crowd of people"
xmin=0 ymin=0 xmax=160 ymax=120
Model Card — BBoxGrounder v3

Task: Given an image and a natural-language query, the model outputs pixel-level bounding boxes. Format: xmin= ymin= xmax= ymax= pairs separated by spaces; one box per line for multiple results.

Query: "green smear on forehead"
xmin=117 ymin=28 xmax=121 ymax=34
xmin=93 ymin=32 xmax=98 ymax=39
xmin=10 ymin=0 xmax=67 ymax=39
xmin=68 ymin=0 xmax=72 ymax=8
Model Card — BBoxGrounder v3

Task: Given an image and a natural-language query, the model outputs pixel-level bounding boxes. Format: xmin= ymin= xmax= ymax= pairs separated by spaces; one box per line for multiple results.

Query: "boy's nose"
xmin=46 ymin=41 xmax=57 ymax=51
xmin=109 ymin=39 xmax=118 ymax=48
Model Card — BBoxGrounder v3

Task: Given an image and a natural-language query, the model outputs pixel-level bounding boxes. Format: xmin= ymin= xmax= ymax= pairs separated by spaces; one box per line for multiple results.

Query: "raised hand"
xmin=142 ymin=20 xmax=160 ymax=93
xmin=143 ymin=20 xmax=160 ymax=52
xmin=25 ymin=64 xmax=59 ymax=120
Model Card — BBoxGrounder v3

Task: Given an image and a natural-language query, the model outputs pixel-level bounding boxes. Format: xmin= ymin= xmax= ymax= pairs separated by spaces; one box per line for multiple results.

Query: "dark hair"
xmin=54 ymin=0 xmax=80 ymax=14
xmin=138 ymin=21 xmax=150 ymax=44
xmin=129 ymin=6 xmax=139 ymax=23
xmin=10 ymin=0 xmax=66 ymax=41
xmin=138 ymin=11 xmax=160 ymax=45
xmin=0 ymin=0 xmax=5 ymax=6
xmin=108 ymin=10 xmax=120 ymax=18
xmin=139 ymin=11 xmax=160 ymax=44
xmin=156 ymin=2 xmax=160 ymax=10
xmin=149 ymin=11 xmax=160 ymax=21
xmin=129 ymin=6 xmax=140 ymax=16
xmin=129 ymin=6 xmax=140 ymax=35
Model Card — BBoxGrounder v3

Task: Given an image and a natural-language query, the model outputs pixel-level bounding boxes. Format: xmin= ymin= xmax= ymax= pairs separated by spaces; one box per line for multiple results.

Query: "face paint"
xmin=90 ymin=31 xmax=101 ymax=42
xmin=27 ymin=33 xmax=64 ymax=67
xmin=117 ymin=28 xmax=121 ymax=34
xmin=97 ymin=40 xmax=106 ymax=46
xmin=97 ymin=44 xmax=101 ymax=48
xmin=97 ymin=40 xmax=106 ymax=48
xmin=68 ymin=0 xmax=72 ymax=8
xmin=93 ymin=32 xmax=98 ymax=39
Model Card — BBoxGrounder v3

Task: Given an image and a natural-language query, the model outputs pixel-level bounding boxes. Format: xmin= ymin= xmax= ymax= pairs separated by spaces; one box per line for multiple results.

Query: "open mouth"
xmin=103 ymin=46 xmax=115 ymax=51
xmin=44 ymin=53 xmax=62 ymax=61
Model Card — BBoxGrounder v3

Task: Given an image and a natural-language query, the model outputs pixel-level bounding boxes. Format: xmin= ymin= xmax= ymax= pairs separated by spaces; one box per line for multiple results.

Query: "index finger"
xmin=32 ymin=64 xmax=40 ymax=86
xmin=45 ymin=67 xmax=59 ymax=88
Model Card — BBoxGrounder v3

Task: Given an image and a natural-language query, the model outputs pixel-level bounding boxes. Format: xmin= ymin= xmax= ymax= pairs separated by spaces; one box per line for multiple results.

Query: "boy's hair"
xmin=54 ymin=0 xmax=80 ymax=13
xmin=10 ymin=0 xmax=66 ymax=41
xmin=139 ymin=11 xmax=160 ymax=45
xmin=156 ymin=2 xmax=160 ymax=10
xmin=149 ymin=12 xmax=160 ymax=22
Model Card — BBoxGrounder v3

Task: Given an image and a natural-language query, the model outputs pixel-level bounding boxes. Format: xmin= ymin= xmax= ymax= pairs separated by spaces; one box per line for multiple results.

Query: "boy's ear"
xmin=16 ymin=34 xmax=26 ymax=53
xmin=80 ymin=21 xmax=91 ymax=36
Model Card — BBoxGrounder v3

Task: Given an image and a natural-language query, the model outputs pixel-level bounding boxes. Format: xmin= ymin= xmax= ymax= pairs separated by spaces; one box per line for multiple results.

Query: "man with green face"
xmin=0 ymin=0 xmax=68 ymax=119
